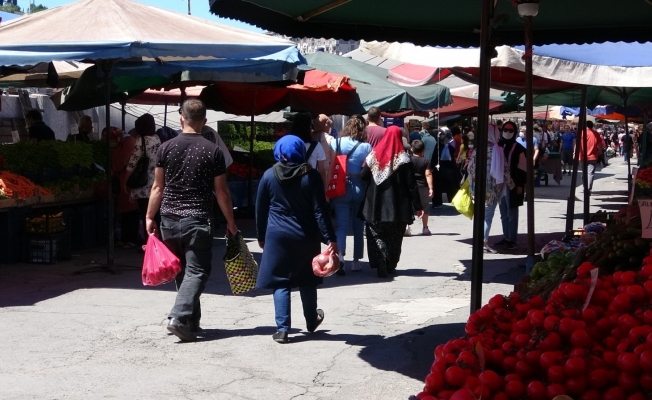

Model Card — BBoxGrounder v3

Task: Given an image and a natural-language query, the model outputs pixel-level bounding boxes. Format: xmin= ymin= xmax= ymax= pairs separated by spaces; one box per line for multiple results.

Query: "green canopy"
xmin=304 ymin=52 xmax=451 ymax=111
xmin=533 ymin=87 xmax=652 ymax=109
xmin=210 ymin=0 xmax=652 ymax=47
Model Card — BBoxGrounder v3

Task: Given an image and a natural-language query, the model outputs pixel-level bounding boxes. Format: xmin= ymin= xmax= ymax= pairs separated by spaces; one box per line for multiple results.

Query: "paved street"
xmin=0 ymin=158 xmax=630 ymax=399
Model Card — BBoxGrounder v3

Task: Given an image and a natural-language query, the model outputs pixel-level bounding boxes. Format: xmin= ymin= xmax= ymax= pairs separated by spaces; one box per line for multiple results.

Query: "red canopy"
xmin=129 ymin=86 xmax=203 ymax=105
xmin=387 ymin=63 xmax=451 ymax=87
xmin=199 ymin=71 xmax=363 ymax=116
xmin=434 ymin=95 xmax=503 ymax=118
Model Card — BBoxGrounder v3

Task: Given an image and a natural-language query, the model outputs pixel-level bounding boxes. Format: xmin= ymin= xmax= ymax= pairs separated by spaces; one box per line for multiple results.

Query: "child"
xmin=406 ymin=140 xmax=434 ymax=236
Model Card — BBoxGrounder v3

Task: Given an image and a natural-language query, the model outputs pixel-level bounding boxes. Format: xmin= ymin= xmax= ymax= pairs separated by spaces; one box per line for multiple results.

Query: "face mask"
xmin=519 ymin=132 xmax=525 ymax=138
xmin=468 ymin=145 xmax=475 ymax=149
xmin=502 ymin=131 xmax=515 ymax=140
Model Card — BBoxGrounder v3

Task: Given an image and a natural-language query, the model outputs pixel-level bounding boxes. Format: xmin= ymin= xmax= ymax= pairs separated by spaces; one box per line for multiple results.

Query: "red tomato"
xmin=546 ymin=383 xmax=567 ymax=399
xmin=564 ymin=357 xmax=587 ymax=377
xmin=449 ymin=388 xmax=476 ymax=400
xmin=473 ymin=385 xmax=490 ymax=399
xmin=492 ymin=393 xmax=508 ymax=400
xmin=478 ymin=370 xmax=503 ymax=393
xmin=514 ymin=361 xmax=533 ymax=379
xmin=580 ymin=389 xmax=602 ymax=400
xmin=588 ymin=368 xmax=610 ymax=389
xmin=627 ymin=285 xmax=646 ymax=303
xmin=613 ymin=293 xmax=632 ymax=313
xmin=503 ymin=373 xmax=521 ymax=382
xmin=526 ymin=381 xmax=546 ymax=400
xmin=488 ymin=295 xmax=506 ymax=310
xmin=619 ymin=314 xmax=640 ymax=331
xmin=626 ymin=393 xmax=647 ymax=400
xmin=617 ymin=352 xmax=641 ymax=374
xmin=618 ymin=371 xmax=640 ymax=392
xmin=564 ymin=283 xmax=586 ymax=300
xmin=524 ymin=350 xmax=542 ymax=367
xmin=565 ymin=375 xmax=587 ymax=395
xmin=641 ymin=372 xmax=652 ymax=390
xmin=538 ymin=332 xmax=561 ymax=352
xmin=547 ymin=365 xmax=565 ymax=383
xmin=437 ymin=390 xmax=454 ymax=400
xmin=539 ymin=351 xmax=560 ymax=370
xmin=643 ymin=280 xmax=652 ymax=297
xmin=582 ymin=308 xmax=598 ymax=326
xmin=603 ymin=351 xmax=618 ymax=367
xmin=621 ymin=271 xmax=636 ymax=285
xmin=444 ymin=366 xmax=465 ymax=387
xmin=543 ymin=315 xmax=560 ymax=331
xmin=558 ymin=317 xmax=576 ymax=337
xmin=431 ymin=359 xmax=448 ymax=374
xmin=528 ymin=310 xmax=545 ymax=327
xmin=463 ymin=376 xmax=479 ymax=389
xmin=514 ymin=334 xmax=530 ymax=349
xmin=425 ymin=372 xmax=445 ymax=393
xmin=503 ymin=380 xmax=525 ymax=399
xmin=602 ymin=386 xmax=626 ymax=400
xmin=502 ymin=356 xmax=517 ymax=373
xmin=571 ymin=329 xmax=592 ymax=348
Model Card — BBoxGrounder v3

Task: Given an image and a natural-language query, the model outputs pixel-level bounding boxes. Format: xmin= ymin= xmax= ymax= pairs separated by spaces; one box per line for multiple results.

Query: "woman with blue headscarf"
xmin=256 ymin=135 xmax=337 ymax=343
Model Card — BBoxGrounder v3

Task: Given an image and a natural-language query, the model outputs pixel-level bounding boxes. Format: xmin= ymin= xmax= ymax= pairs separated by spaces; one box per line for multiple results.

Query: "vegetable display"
xmin=0 ymin=171 xmax=52 ymax=199
xmin=416 ymin=207 xmax=652 ymax=400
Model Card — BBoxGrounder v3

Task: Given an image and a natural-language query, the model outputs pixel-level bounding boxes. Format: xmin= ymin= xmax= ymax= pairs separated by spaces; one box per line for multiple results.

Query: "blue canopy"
xmin=519 ymin=42 xmax=652 ymax=68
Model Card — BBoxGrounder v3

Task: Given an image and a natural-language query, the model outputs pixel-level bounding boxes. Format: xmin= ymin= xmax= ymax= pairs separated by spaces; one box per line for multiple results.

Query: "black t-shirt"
xmin=28 ymin=121 xmax=56 ymax=142
xmin=411 ymin=155 xmax=430 ymax=187
xmin=156 ymin=133 xmax=226 ymax=219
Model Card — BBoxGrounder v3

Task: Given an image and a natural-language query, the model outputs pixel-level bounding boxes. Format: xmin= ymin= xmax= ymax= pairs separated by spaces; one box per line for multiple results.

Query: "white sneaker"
xmin=351 ymin=260 xmax=362 ymax=271
xmin=404 ymin=226 xmax=412 ymax=237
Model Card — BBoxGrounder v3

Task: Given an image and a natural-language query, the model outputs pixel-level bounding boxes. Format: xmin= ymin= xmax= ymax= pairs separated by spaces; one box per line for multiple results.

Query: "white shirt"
xmin=305 ymin=142 xmax=326 ymax=169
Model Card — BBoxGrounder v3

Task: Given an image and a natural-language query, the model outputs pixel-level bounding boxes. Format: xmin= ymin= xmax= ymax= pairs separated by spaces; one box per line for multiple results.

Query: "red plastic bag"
xmin=312 ymin=249 xmax=340 ymax=277
xmin=142 ymin=234 xmax=181 ymax=286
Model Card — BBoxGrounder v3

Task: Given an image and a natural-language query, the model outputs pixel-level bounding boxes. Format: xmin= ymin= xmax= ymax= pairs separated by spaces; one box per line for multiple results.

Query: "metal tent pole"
xmin=164 ymin=102 xmax=168 ymax=127
xmin=524 ymin=16 xmax=535 ymax=274
xmin=580 ymin=90 xmax=589 ymax=225
xmin=247 ymin=95 xmax=256 ymax=213
xmin=470 ymin=0 xmax=493 ymax=313
xmin=624 ymin=94 xmax=632 ymax=192
xmin=566 ymin=87 xmax=586 ymax=234
xmin=121 ymin=103 xmax=126 ymax=131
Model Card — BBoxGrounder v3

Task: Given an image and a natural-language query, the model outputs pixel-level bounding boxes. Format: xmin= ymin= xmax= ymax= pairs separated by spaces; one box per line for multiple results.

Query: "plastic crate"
xmin=25 ymin=213 xmax=66 ymax=234
xmin=0 ymin=234 xmax=23 ymax=264
xmin=26 ymin=231 xmax=71 ymax=264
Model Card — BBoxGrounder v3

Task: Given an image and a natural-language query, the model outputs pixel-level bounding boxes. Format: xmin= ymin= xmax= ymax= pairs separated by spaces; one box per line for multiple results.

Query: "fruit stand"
xmin=0 ymin=141 xmax=108 ymax=264
xmin=412 ymin=166 xmax=652 ymax=400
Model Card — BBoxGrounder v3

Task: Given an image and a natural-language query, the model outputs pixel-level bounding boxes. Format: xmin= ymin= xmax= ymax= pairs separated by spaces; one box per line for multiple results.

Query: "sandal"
xmin=307 ymin=309 xmax=324 ymax=333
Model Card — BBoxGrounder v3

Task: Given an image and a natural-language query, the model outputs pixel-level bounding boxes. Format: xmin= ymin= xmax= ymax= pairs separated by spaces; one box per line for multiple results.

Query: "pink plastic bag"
xmin=142 ymin=234 xmax=181 ymax=286
xmin=312 ymin=249 xmax=340 ymax=277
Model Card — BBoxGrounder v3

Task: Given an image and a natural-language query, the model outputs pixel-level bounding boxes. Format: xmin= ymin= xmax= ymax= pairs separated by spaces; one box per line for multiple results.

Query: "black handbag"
xmin=126 ymin=135 xmax=150 ymax=189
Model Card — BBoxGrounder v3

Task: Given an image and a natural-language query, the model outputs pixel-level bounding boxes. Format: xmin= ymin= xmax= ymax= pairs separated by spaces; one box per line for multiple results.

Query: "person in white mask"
xmin=493 ymin=121 xmax=527 ymax=251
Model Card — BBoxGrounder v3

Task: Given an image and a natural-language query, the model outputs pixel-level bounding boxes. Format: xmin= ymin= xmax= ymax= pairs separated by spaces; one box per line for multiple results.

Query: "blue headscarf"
xmin=272 ymin=135 xmax=311 ymax=184
xmin=273 ymin=134 xmax=306 ymax=164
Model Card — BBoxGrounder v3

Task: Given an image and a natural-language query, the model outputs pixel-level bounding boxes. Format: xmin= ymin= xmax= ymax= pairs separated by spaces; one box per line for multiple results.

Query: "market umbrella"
xmin=0 ymin=0 xmax=305 ymax=272
xmin=304 ymin=52 xmax=451 ymax=111
xmin=209 ymin=0 xmax=652 ymax=47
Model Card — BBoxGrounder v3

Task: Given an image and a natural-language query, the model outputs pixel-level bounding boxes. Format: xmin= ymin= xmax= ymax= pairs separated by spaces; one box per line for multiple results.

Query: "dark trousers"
xmin=273 ymin=285 xmax=318 ymax=332
xmin=366 ymin=221 xmax=405 ymax=275
xmin=160 ymin=215 xmax=213 ymax=325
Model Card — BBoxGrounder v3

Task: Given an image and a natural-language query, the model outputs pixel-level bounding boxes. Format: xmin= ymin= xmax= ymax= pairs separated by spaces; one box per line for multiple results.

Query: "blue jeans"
xmin=273 ymin=286 xmax=318 ymax=332
xmin=160 ymin=215 xmax=213 ymax=325
xmin=484 ymin=201 xmax=498 ymax=243
xmin=331 ymin=180 xmax=365 ymax=260
xmin=499 ymin=190 xmax=519 ymax=242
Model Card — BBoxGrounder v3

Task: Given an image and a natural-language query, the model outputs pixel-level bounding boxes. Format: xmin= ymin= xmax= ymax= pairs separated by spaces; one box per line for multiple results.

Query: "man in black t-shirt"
xmin=26 ymin=110 xmax=56 ymax=142
xmin=408 ymin=140 xmax=434 ymax=236
xmin=146 ymin=99 xmax=237 ymax=342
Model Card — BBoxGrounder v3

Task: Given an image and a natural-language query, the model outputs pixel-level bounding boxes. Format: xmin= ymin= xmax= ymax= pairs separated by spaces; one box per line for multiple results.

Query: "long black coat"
xmin=256 ymin=168 xmax=336 ymax=289
xmin=359 ymin=162 xmax=422 ymax=224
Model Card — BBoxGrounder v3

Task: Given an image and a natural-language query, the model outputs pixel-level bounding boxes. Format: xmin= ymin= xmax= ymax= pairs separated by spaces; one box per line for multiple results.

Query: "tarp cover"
xmin=304 ymin=52 xmax=451 ymax=112
xmin=0 ymin=0 xmax=303 ymax=67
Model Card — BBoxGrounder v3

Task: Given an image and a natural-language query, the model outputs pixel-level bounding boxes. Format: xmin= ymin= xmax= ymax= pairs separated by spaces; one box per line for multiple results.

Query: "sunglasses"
xmin=503 ymin=129 xmax=515 ymax=133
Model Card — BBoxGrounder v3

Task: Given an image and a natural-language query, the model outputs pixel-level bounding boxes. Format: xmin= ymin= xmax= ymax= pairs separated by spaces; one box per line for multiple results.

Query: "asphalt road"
xmin=0 ymin=157 xmax=630 ymax=399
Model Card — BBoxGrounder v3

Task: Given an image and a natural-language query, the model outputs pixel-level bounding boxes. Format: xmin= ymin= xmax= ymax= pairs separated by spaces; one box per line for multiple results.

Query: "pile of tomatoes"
xmin=417 ymin=251 xmax=652 ymax=400
xmin=227 ymin=162 xmax=263 ymax=180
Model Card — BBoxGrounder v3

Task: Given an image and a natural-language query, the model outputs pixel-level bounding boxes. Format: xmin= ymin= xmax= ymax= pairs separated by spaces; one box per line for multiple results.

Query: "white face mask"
xmin=502 ymin=131 xmax=515 ymax=140
xmin=468 ymin=145 xmax=475 ymax=149
xmin=518 ymin=131 xmax=525 ymax=138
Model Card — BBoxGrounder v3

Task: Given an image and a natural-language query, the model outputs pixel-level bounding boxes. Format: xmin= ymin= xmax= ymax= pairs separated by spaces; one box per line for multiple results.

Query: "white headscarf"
xmin=488 ymin=124 xmax=505 ymax=185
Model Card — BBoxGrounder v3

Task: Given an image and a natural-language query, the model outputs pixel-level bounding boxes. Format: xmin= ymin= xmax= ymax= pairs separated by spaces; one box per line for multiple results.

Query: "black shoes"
xmin=494 ymin=239 xmax=508 ymax=247
xmin=273 ymin=330 xmax=289 ymax=343
xmin=505 ymin=241 xmax=517 ymax=250
xmin=307 ymin=309 xmax=324 ymax=333
xmin=167 ymin=318 xmax=196 ymax=342
xmin=336 ymin=267 xmax=346 ymax=276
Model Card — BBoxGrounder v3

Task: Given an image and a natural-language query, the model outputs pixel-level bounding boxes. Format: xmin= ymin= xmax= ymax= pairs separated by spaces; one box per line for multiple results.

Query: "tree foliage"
xmin=29 ymin=3 xmax=48 ymax=13
xmin=0 ymin=4 xmax=21 ymax=13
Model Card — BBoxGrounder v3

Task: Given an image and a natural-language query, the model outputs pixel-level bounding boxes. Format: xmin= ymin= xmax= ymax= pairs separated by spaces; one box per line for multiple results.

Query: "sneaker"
xmin=484 ymin=245 xmax=497 ymax=254
xmin=422 ymin=227 xmax=432 ymax=236
xmin=351 ymin=260 xmax=362 ymax=271
xmin=404 ymin=226 xmax=412 ymax=237
xmin=505 ymin=241 xmax=517 ymax=250
xmin=494 ymin=239 xmax=508 ymax=247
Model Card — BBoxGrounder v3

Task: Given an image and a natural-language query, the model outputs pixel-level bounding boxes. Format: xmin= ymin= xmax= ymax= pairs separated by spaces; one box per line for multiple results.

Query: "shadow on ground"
xmin=357 ymin=322 xmax=465 ymax=382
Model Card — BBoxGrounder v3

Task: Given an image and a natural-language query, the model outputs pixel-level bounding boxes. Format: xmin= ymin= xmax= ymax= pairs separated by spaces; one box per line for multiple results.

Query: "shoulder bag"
xmin=126 ymin=135 xmax=150 ymax=189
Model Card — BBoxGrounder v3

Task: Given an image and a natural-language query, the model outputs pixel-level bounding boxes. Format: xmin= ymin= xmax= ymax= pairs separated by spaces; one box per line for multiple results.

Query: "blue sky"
xmin=15 ymin=0 xmax=264 ymax=32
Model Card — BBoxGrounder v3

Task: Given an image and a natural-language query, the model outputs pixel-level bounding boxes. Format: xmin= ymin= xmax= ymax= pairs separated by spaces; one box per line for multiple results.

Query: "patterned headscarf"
xmin=365 ymin=125 xmax=411 ymax=185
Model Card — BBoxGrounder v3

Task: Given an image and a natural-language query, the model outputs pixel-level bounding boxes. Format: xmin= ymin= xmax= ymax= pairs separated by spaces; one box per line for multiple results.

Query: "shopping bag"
xmin=452 ymin=179 xmax=474 ymax=219
xmin=142 ymin=234 xmax=181 ymax=286
xmin=312 ymin=249 xmax=340 ymax=277
xmin=223 ymin=231 xmax=258 ymax=295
